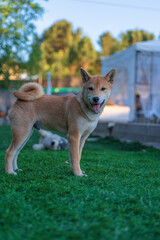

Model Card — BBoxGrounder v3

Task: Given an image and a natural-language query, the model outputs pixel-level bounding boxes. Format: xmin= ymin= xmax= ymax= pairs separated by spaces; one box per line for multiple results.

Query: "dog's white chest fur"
xmin=77 ymin=116 xmax=98 ymax=137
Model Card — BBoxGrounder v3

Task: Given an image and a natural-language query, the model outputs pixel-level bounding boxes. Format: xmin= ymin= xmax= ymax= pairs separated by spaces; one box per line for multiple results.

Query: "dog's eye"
xmin=101 ymin=87 xmax=106 ymax=91
xmin=88 ymin=87 xmax=94 ymax=91
xmin=51 ymin=141 xmax=55 ymax=146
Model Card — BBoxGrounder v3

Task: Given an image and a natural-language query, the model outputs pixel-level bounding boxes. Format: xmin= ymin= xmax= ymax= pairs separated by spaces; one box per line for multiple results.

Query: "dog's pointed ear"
xmin=105 ymin=69 xmax=116 ymax=84
xmin=80 ymin=67 xmax=91 ymax=83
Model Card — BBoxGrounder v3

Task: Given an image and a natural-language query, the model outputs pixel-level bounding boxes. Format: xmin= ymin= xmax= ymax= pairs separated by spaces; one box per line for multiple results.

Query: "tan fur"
xmin=5 ymin=68 xmax=116 ymax=176
xmin=12 ymin=82 xmax=44 ymax=101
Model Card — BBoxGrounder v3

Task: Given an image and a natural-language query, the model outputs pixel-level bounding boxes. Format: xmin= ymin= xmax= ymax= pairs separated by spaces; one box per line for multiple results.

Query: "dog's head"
xmin=48 ymin=138 xmax=68 ymax=150
xmin=46 ymin=138 xmax=60 ymax=150
xmin=44 ymin=136 xmax=68 ymax=151
xmin=39 ymin=130 xmax=68 ymax=151
xmin=80 ymin=68 xmax=116 ymax=113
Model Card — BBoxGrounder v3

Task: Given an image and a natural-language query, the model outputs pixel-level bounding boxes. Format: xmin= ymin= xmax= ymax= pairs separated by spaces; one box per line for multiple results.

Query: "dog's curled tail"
xmin=12 ymin=83 xmax=44 ymax=101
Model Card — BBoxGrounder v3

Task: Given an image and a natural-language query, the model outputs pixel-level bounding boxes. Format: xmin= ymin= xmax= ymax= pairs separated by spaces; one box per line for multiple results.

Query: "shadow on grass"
xmin=0 ymin=125 xmax=149 ymax=152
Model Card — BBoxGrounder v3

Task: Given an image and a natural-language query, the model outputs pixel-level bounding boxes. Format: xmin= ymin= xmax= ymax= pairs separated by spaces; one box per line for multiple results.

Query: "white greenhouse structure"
xmin=101 ymin=40 xmax=160 ymax=122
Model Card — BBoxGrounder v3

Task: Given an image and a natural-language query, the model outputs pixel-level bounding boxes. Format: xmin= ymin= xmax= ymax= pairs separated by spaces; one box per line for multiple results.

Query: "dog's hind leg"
xmin=5 ymin=125 xmax=33 ymax=175
xmin=12 ymin=127 xmax=34 ymax=172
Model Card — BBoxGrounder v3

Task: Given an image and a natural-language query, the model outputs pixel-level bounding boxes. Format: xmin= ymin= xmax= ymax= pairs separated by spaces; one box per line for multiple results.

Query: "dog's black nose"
xmin=93 ymin=97 xmax=99 ymax=103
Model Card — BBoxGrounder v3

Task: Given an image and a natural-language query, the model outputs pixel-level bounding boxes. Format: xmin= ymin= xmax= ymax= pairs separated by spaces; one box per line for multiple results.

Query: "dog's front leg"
xmin=79 ymin=134 xmax=88 ymax=160
xmin=68 ymin=131 xmax=84 ymax=176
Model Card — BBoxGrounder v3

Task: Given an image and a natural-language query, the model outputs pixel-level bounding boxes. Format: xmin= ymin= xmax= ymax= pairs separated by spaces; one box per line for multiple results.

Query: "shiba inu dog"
xmin=32 ymin=129 xmax=68 ymax=151
xmin=5 ymin=68 xmax=116 ymax=176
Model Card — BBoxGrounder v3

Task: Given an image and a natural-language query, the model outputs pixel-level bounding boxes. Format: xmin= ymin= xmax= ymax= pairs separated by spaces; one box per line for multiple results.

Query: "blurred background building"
xmin=101 ymin=40 xmax=160 ymax=123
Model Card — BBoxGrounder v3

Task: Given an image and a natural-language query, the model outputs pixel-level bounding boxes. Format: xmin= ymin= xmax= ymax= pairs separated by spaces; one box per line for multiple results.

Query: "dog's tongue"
xmin=93 ymin=104 xmax=100 ymax=111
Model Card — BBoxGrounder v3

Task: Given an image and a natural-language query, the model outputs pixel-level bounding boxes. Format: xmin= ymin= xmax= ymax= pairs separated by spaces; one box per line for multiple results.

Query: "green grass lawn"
xmin=0 ymin=125 xmax=160 ymax=240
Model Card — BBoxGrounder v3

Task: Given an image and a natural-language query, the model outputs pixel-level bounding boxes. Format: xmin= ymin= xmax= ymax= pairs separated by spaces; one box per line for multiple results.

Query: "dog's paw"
xmin=74 ymin=171 xmax=87 ymax=177
xmin=7 ymin=171 xmax=17 ymax=175
xmin=82 ymin=171 xmax=88 ymax=177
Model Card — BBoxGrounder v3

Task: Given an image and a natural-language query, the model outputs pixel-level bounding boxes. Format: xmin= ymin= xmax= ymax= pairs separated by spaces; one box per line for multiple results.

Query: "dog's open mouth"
xmin=91 ymin=100 xmax=105 ymax=112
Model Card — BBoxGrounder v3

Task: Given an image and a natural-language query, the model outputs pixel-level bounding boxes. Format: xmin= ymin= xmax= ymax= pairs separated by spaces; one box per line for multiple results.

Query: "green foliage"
xmin=26 ymin=34 xmax=42 ymax=77
xmin=0 ymin=0 xmax=43 ymax=49
xmin=0 ymin=126 xmax=160 ymax=239
xmin=0 ymin=0 xmax=46 ymax=86
xmin=120 ymin=30 xmax=154 ymax=50
xmin=77 ymin=36 xmax=97 ymax=70
xmin=99 ymin=30 xmax=154 ymax=57
xmin=40 ymin=20 xmax=98 ymax=78
xmin=99 ymin=32 xmax=119 ymax=57
xmin=27 ymin=27 xmax=155 ymax=79
xmin=42 ymin=20 xmax=74 ymax=64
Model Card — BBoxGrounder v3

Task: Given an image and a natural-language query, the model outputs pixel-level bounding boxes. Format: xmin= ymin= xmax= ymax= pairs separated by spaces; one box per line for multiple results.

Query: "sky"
xmin=35 ymin=0 xmax=160 ymax=51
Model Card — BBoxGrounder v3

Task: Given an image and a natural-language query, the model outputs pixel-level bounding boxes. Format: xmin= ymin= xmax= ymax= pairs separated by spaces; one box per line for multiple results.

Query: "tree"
xmin=26 ymin=34 xmax=42 ymax=77
xmin=120 ymin=30 xmax=154 ymax=50
xmin=0 ymin=0 xmax=46 ymax=87
xmin=98 ymin=30 xmax=154 ymax=58
xmin=40 ymin=20 xmax=77 ymax=78
xmin=67 ymin=28 xmax=82 ymax=76
xmin=77 ymin=36 xmax=96 ymax=72
xmin=40 ymin=20 xmax=96 ymax=78
xmin=98 ymin=32 xmax=119 ymax=57
xmin=68 ymin=36 xmax=97 ymax=76
xmin=68 ymin=44 xmax=79 ymax=76
xmin=42 ymin=20 xmax=76 ymax=65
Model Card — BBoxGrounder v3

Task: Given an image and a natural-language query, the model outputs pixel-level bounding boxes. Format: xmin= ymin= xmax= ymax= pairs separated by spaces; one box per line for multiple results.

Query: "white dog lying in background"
xmin=33 ymin=129 xmax=68 ymax=151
